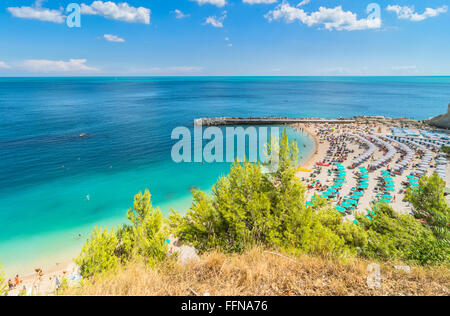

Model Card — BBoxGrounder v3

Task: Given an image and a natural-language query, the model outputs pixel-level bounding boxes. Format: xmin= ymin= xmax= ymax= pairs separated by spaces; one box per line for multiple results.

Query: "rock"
xmin=427 ymin=104 xmax=450 ymax=129
xmin=394 ymin=266 xmax=411 ymax=273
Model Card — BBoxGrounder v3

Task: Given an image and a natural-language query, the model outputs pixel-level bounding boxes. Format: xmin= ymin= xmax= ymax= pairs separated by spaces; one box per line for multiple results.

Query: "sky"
xmin=0 ymin=0 xmax=449 ymax=76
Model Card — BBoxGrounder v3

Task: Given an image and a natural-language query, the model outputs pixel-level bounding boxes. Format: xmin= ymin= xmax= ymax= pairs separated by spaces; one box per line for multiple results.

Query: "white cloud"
xmin=297 ymin=0 xmax=310 ymax=6
xmin=243 ymin=0 xmax=278 ymax=4
xmin=7 ymin=2 xmax=65 ymax=23
xmin=173 ymin=9 xmax=190 ymax=19
xmin=0 ymin=61 xmax=11 ymax=69
xmin=205 ymin=12 xmax=227 ymax=28
xmin=21 ymin=59 xmax=98 ymax=73
xmin=265 ymin=2 xmax=381 ymax=31
xmin=387 ymin=5 xmax=448 ymax=22
xmin=104 ymin=34 xmax=125 ymax=42
xmin=81 ymin=1 xmax=151 ymax=24
xmin=192 ymin=0 xmax=227 ymax=7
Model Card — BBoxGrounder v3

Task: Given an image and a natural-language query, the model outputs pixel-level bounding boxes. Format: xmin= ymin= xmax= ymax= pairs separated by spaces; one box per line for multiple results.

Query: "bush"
xmin=170 ymin=130 xmax=367 ymax=257
xmin=357 ymin=202 xmax=444 ymax=264
xmin=406 ymin=234 xmax=449 ymax=266
xmin=405 ymin=173 xmax=450 ymax=240
xmin=75 ymin=190 xmax=169 ymax=278
xmin=75 ymin=227 xmax=120 ymax=278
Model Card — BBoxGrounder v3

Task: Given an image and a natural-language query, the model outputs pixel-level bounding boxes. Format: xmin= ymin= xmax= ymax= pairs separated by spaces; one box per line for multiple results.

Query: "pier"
xmin=194 ymin=117 xmax=357 ymax=126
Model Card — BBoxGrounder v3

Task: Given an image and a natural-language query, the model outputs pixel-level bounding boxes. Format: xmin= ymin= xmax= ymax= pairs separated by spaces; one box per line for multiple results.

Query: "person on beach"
xmin=15 ymin=275 xmax=20 ymax=287
xmin=8 ymin=279 xmax=13 ymax=291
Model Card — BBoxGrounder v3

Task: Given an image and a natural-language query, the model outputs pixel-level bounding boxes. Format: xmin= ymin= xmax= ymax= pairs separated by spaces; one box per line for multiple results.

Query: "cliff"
xmin=427 ymin=104 xmax=450 ymax=129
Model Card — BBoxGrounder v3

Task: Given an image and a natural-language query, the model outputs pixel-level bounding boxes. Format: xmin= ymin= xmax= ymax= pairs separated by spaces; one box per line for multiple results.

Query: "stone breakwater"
xmin=194 ymin=116 xmax=432 ymax=129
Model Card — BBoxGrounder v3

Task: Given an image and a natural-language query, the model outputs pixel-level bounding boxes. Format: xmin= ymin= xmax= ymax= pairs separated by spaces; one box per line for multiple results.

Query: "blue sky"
xmin=0 ymin=0 xmax=449 ymax=76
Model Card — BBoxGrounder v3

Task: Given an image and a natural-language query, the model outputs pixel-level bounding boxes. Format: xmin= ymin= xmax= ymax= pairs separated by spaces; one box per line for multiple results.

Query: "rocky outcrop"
xmin=427 ymin=104 xmax=450 ymax=129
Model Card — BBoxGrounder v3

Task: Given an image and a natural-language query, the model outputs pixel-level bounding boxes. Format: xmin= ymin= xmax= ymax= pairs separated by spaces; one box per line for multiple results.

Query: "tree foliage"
xmin=75 ymin=190 xmax=169 ymax=278
xmin=170 ymin=130 xmax=367 ymax=257
xmin=75 ymin=227 xmax=120 ymax=278
xmin=357 ymin=202 xmax=448 ymax=265
xmin=405 ymin=173 xmax=450 ymax=240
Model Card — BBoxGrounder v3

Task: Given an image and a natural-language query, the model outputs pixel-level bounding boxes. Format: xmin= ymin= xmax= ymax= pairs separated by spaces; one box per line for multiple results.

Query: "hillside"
xmin=63 ymin=248 xmax=449 ymax=296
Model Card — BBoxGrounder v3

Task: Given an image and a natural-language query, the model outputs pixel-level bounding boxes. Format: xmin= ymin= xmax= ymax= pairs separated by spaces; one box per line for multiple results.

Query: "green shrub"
xmin=405 ymin=173 xmax=450 ymax=240
xmin=170 ymin=130 xmax=367 ymax=257
xmin=406 ymin=233 xmax=449 ymax=266
xmin=75 ymin=227 xmax=120 ymax=278
xmin=357 ymin=202 xmax=439 ymax=263
xmin=76 ymin=190 xmax=169 ymax=278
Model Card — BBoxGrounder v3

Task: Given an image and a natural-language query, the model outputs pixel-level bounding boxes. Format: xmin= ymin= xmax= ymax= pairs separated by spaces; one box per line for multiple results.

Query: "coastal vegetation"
xmin=75 ymin=190 xmax=169 ymax=278
xmin=71 ymin=130 xmax=449 ymax=286
xmin=169 ymin=131 xmax=367 ymax=257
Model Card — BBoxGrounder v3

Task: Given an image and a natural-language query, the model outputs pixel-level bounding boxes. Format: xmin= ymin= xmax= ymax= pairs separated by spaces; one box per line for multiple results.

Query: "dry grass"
xmin=63 ymin=248 xmax=449 ymax=296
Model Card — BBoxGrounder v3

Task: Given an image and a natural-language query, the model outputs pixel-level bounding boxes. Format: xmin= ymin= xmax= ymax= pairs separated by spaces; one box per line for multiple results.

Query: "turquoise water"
xmin=1 ymin=76 xmax=449 ymax=275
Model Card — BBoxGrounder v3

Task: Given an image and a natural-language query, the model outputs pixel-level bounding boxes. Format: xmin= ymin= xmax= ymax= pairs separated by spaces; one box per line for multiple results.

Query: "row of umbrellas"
xmin=407 ymin=140 xmax=433 ymax=177
xmin=383 ymin=137 xmax=414 ymax=172
xmin=336 ymin=166 xmax=369 ymax=213
xmin=407 ymin=174 xmax=419 ymax=189
xmin=367 ymin=134 xmax=396 ymax=169
xmin=348 ymin=133 xmax=376 ymax=166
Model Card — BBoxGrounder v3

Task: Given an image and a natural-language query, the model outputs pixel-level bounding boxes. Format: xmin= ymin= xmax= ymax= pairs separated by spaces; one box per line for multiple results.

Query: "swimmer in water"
xmin=86 ymin=195 xmax=90 ymax=201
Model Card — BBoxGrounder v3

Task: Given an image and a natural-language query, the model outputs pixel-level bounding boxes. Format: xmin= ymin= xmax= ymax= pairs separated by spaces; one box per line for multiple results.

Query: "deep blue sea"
xmin=0 ymin=76 xmax=449 ymax=275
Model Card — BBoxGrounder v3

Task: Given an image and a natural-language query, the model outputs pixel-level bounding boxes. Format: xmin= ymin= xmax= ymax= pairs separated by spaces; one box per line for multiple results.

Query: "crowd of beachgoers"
xmin=296 ymin=121 xmax=449 ymax=223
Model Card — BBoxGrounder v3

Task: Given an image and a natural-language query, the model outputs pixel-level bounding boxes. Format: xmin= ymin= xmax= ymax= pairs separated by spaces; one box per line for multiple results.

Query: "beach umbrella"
xmin=353 ymin=220 xmax=359 ymax=225
xmin=359 ymin=185 xmax=368 ymax=189
xmin=347 ymin=199 xmax=358 ymax=205
xmin=353 ymin=191 xmax=364 ymax=196
xmin=380 ymin=198 xmax=391 ymax=203
xmin=350 ymin=195 xmax=361 ymax=200
xmin=382 ymin=194 xmax=393 ymax=200
xmin=322 ymin=191 xmax=332 ymax=196
xmin=385 ymin=180 xmax=394 ymax=184
xmin=327 ymin=188 xmax=337 ymax=193
xmin=331 ymin=185 xmax=341 ymax=189
xmin=341 ymin=202 xmax=352 ymax=208
xmin=336 ymin=206 xmax=346 ymax=213
xmin=306 ymin=201 xmax=313 ymax=206
xmin=369 ymin=210 xmax=377 ymax=217
xmin=385 ymin=187 xmax=395 ymax=192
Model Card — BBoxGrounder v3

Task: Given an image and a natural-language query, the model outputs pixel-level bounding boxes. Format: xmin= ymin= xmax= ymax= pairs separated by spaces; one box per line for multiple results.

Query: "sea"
xmin=1 ymin=76 xmax=449 ymax=275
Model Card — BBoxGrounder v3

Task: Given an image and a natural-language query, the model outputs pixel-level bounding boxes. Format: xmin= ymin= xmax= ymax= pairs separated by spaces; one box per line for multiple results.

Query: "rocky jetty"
xmin=427 ymin=104 xmax=450 ymax=129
